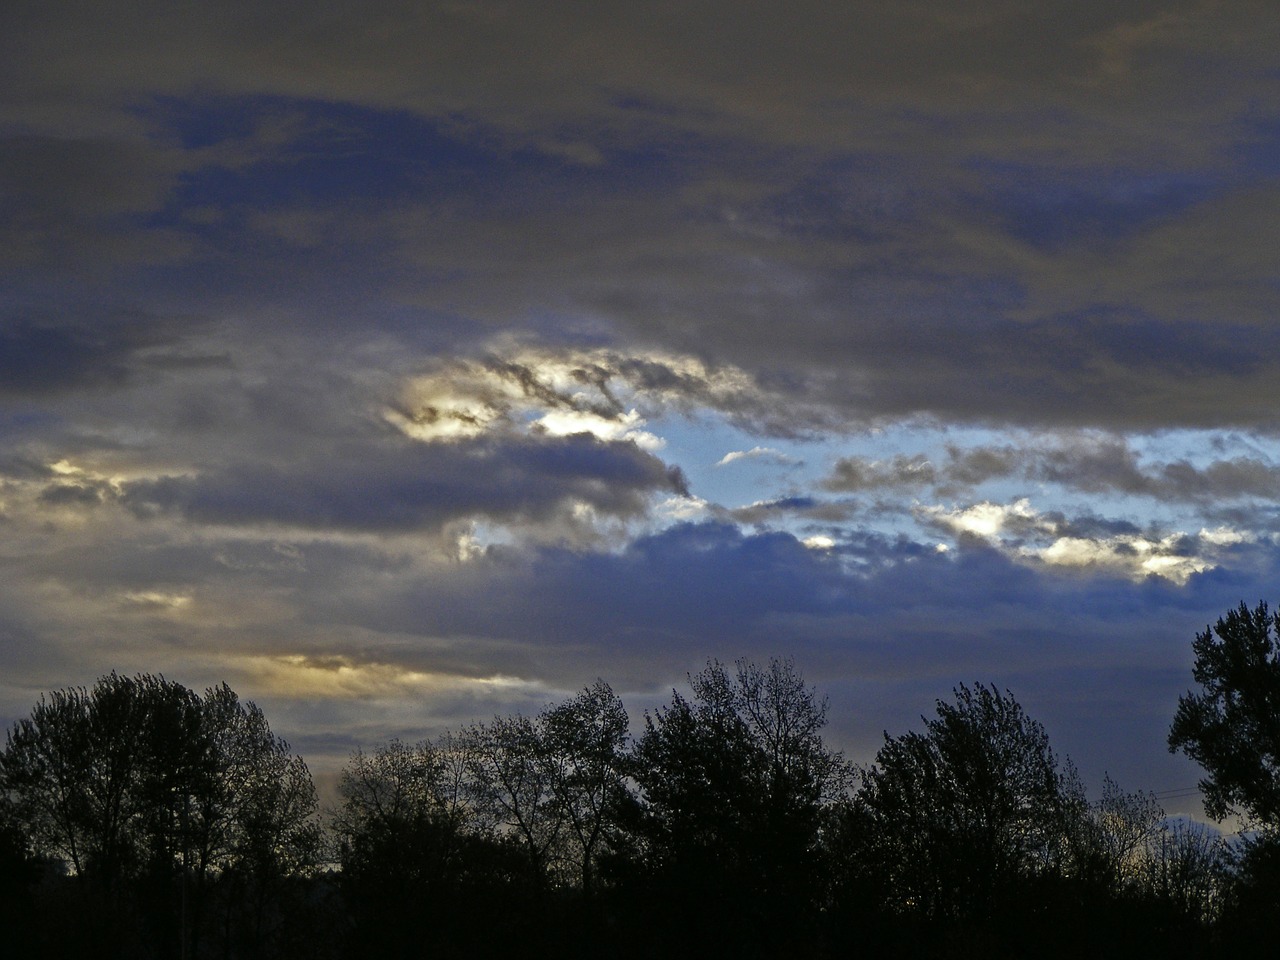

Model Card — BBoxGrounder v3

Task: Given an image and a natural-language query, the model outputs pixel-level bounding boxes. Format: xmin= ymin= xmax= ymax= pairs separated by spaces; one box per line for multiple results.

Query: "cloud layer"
xmin=4 ymin=1 xmax=1279 ymax=815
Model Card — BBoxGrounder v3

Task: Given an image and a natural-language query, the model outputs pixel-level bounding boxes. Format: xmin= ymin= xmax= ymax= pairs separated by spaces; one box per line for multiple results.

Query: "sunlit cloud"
xmin=802 ymin=534 xmax=835 ymax=550
xmin=240 ymin=654 xmax=538 ymax=701
xmin=532 ymin=407 xmax=663 ymax=449
xmin=919 ymin=498 xmax=1051 ymax=540
xmin=715 ymin=446 xmax=797 ymax=467
xmin=387 ymin=344 xmax=823 ymax=450
xmin=1197 ymin=526 xmax=1253 ymax=547
xmin=917 ymin=497 xmax=1241 ymax=584
xmin=1027 ymin=534 xmax=1212 ymax=586
xmin=656 ymin=493 xmax=710 ymax=522
xmin=120 ymin=590 xmax=192 ymax=609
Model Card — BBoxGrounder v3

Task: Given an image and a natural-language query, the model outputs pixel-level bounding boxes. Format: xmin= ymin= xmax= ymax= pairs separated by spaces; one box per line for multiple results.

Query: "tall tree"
xmin=0 ymin=673 xmax=320 ymax=957
xmin=1169 ymin=600 xmax=1280 ymax=829
xmin=852 ymin=684 xmax=1081 ymax=925
xmin=536 ymin=680 xmax=630 ymax=895
xmin=461 ymin=713 xmax=564 ymax=883
xmin=626 ymin=658 xmax=845 ymax=956
xmin=334 ymin=738 xmax=494 ymax=960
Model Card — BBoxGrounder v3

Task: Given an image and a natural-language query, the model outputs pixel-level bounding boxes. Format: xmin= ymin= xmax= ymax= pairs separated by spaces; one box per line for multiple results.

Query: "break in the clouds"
xmin=4 ymin=1 xmax=1280 ymax=815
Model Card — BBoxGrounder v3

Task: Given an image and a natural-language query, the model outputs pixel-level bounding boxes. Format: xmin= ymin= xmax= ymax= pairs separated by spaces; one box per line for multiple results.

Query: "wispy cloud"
xmin=715 ymin=446 xmax=798 ymax=467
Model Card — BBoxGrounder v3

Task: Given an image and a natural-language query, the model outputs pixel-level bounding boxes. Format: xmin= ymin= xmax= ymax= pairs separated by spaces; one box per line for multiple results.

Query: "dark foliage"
xmin=1169 ymin=600 xmax=1280 ymax=828
xmin=0 ymin=673 xmax=326 ymax=960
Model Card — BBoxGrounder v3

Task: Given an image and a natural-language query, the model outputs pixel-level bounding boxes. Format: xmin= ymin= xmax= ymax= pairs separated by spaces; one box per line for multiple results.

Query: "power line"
xmin=1151 ymin=786 xmax=1201 ymax=800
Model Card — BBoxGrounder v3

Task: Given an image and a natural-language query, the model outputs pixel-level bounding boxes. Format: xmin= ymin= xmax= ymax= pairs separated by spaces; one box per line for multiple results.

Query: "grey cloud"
xmin=5 ymin=2 xmax=1276 ymax=433
xmin=282 ymin=519 xmax=1275 ymax=791
xmin=1036 ymin=438 xmax=1150 ymax=494
xmin=722 ymin=496 xmax=858 ymax=526
xmin=942 ymin=445 xmax=1024 ymax=486
xmin=1157 ymin=458 xmax=1280 ymax=502
xmin=0 ymin=136 xmax=175 ymax=218
xmin=6 ymin=2 xmax=1269 ymax=161
xmin=824 ymin=454 xmax=937 ymax=491
xmin=37 ymin=481 xmax=109 ymax=507
xmin=0 ymin=135 xmax=190 ymax=270
xmin=822 ymin=445 xmax=1027 ymax=495
xmin=0 ymin=322 xmax=133 ymax=396
xmin=820 ymin=435 xmax=1280 ymax=505
xmin=0 ymin=315 xmax=198 ymax=397
xmin=1036 ymin=439 xmax=1280 ymax=503
xmin=1053 ymin=514 xmax=1144 ymax=540
xmin=121 ymin=434 xmax=687 ymax=532
xmin=0 ymin=456 xmax=56 ymax=481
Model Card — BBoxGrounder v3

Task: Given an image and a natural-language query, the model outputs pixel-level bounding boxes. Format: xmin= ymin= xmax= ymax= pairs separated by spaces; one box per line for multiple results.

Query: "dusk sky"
xmin=4 ymin=1 xmax=1280 ymax=814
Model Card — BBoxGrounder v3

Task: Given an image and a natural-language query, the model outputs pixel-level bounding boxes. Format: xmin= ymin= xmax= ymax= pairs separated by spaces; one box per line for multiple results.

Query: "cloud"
xmin=120 ymin=433 xmax=688 ymax=533
xmin=266 ymin=517 xmax=1280 ymax=782
xmin=1029 ymin=534 xmax=1213 ymax=585
xmin=824 ymin=454 xmax=938 ymax=491
xmin=389 ymin=345 xmax=841 ymax=441
xmin=819 ymin=434 xmax=1280 ymax=506
xmin=715 ymin=446 xmax=797 ymax=467
xmin=0 ymin=321 xmax=137 ymax=396
xmin=917 ymin=495 xmax=1260 ymax=585
xmin=723 ymin=496 xmax=858 ymax=526
xmin=0 ymin=134 xmax=189 ymax=269
xmin=8 ymin=4 xmax=1277 ymax=436
xmin=6 ymin=0 xmax=1280 ymax=815
xmin=919 ymin=498 xmax=1052 ymax=541
xmin=239 ymin=653 xmax=538 ymax=702
xmin=1035 ymin=441 xmax=1280 ymax=503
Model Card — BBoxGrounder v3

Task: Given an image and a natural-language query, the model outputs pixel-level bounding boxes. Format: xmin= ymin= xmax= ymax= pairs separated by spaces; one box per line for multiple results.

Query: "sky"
xmin=3 ymin=0 xmax=1280 ymax=815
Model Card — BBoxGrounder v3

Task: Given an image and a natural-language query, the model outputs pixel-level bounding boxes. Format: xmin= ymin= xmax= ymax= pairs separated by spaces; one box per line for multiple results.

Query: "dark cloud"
xmin=277 ymin=519 xmax=1276 ymax=790
xmin=942 ymin=445 xmax=1024 ymax=486
xmin=723 ymin=496 xmax=857 ymax=526
xmin=2 ymin=3 xmax=1276 ymax=433
xmin=0 ymin=134 xmax=187 ymax=270
xmin=37 ymin=481 xmax=108 ymax=507
xmin=0 ymin=314 xmax=203 ymax=398
xmin=121 ymin=434 xmax=687 ymax=532
xmin=0 ymin=322 xmax=134 ymax=396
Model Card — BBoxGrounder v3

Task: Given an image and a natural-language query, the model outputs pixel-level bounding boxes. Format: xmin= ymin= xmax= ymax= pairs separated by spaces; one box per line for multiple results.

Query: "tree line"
xmin=3 ymin=601 xmax=1280 ymax=958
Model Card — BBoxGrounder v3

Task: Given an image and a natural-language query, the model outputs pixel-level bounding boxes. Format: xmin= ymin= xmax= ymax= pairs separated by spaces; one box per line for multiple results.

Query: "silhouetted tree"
xmin=0 ymin=673 xmax=320 ymax=958
xmin=1070 ymin=775 xmax=1165 ymax=894
xmin=624 ymin=658 xmax=846 ymax=957
xmin=1169 ymin=600 xmax=1280 ymax=831
xmin=849 ymin=683 xmax=1082 ymax=952
xmin=461 ymin=712 xmax=567 ymax=884
xmin=536 ymin=679 xmax=630 ymax=896
xmin=1217 ymin=831 xmax=1280 ymax=953
xmin=1139 ymin=818 xmax=1228 ymax=925
xmin=334 ymin=732 xmax=560 ymax=959
xmin=0 ymin=804 xmax=42 ymax=954
xmin=335 ymin=738 xmax=478 ymax=959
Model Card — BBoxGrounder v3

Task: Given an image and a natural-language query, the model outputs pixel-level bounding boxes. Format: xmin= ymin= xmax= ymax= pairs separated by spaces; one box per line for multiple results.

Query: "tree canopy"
xmin=1169 ymin=600 xmax=1280 ymax=830
xmin=0 ymin=673 xmax=321 ymax=958
xmin=852 ymin=683 xmax=1082 ymax=922
xmin=0 ymin=647 xmax=1263 ymax=958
